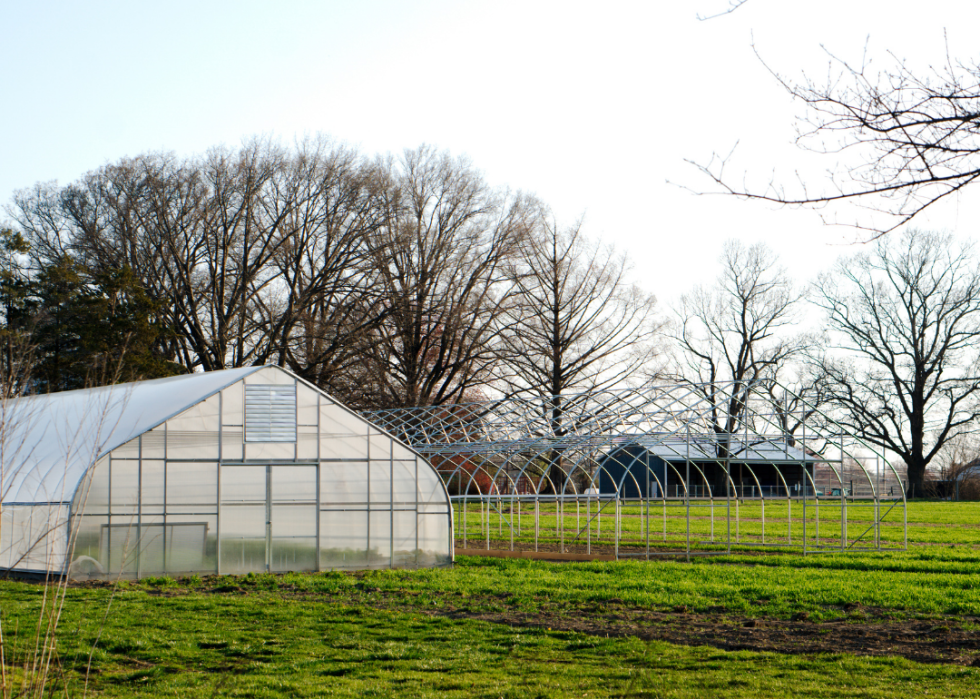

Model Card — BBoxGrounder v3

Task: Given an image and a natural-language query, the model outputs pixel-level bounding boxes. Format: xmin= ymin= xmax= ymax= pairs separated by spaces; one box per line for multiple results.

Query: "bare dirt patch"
xmin=68 ymin=577 xmax=980 ymax=666
xmin=422 ymin=602 xmax=980 ymax=666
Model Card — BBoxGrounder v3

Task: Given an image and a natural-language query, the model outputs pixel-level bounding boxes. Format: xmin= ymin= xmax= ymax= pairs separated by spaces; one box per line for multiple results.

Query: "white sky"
xmin=3 ymin=0 xmax=980 ymax=314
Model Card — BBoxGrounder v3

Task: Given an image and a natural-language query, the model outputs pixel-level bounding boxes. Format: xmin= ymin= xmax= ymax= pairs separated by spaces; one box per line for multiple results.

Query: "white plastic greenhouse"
xmin=0 ymin=366 xmax=454 ymax=579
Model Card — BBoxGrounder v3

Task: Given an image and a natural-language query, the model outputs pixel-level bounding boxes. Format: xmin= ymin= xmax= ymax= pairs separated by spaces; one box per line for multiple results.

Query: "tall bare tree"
xmin=499 ymin=216 xmax=661 ymax=399
xmin=7 ymin=138 xmax=387 ymax=382
xmin=360 ymin=147 xmax=532 ymax=408
xmin=496 ymin=215 xmax=661 ymax=491
xmin=812 ymin=229 xmax=980 ymax=497
xmin=246 ymin=138 xmax=387 ymax=392
xmin=693 ymin=44 xmax=980 ymax=235
xmin=159 ymin=140 xmax=295 ymax=370
xmin=9 ymin=145 xmax=291 ymax=372
xmin=672 ymin=241 xmax=805 ymax=491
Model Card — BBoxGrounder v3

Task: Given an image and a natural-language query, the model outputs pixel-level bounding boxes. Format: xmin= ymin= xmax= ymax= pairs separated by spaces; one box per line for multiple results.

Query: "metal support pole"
xmin=534 ymin=496 xmax=539 ymax=552
xmin=557 ymin=495 xmax=562 ymax=552
xmin=614 ymin=496 xmax=620 ymax=559
xmin=510 ymin=493 xmax=515 ymax=552
xmin=587 ymin=488 xmax=591 ymax=555
xmin=725 ymin=430 xmax=732 ymax=555
xmin=709 ymin=492 xmax=714 ymax=542
xmin=646 ymin=479 xmax=651 ymax=560
xmin=801 ymin=395 xmax=807 ymax=557
xmin=686 ymin=424 xmax=691 ymax=563
xmin=800 ymin=404 xmax=817 ymax=557
xmin=787 ymin=497 xmax=791 ymax=545
xmin=841 ymin=432 xmax=846 ymax=553
xmin=560 ymin=496 xmax=565 ymax=553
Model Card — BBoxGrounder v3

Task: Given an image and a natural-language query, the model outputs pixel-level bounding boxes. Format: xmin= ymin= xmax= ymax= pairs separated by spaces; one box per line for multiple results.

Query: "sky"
xmin=3 ymin=0 xmax=980 ymax=315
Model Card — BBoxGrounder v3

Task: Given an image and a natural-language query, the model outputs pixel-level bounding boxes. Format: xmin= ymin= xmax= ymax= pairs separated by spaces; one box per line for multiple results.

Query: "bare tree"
xmin=13 ymin=157 xmax=191 ymax=368
xmin=693 ymin=42 xmax=980 ymax=235
xmin=6 ymin=142 xmax=536 ymax=403
xmin=813 ymin=229 xmax=980 ymax=497
xmin=495 ymin=215 xmax=661 ymax=491
xmin=760 ymin=360 xmax=834 ymax=447
xmin=246 ymin=138 xmax=388 ymax=392
xmin=9 ymin=146 xmax=289 ymax=372
xmin=7 ymin=138 xmax=385 ymax=379
xmin=155 ymin=139 xmax=296 ymax=370
xmin=696 ymin=0 xmax=750 ymax=21
xmin=359 ymin=147 xmax=533 ymax=408
xmin=498 ymin=215 xmax=661 ymax=399
xmin=933 ymin=431 xmax=980 ymax=482
xmin=672 ymin=241 xmax=805 ymax=491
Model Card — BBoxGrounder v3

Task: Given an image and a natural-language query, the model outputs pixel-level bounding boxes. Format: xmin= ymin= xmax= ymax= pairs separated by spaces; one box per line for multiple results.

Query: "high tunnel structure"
xmin=0 ymin=367 xmax=454 ymax=580
xmin=366 ymin=382 xmax=908 ymax=559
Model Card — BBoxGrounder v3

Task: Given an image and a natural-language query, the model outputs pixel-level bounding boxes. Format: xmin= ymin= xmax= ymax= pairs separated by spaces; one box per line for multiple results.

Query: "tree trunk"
xmin=541 ymin=449 xmax=565 ymax=495
xmin=711 ymin=428 xmax=733 ymax=497
xmin=906 ymin=452 xmax=927 ymax=499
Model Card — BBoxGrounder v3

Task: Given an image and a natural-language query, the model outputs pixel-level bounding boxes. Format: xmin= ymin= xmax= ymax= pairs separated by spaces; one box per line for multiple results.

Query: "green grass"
xmin=6 ymin=500 xmax=980 ymax=697
xmin=453 ymin=498 xmax=980 ymax=551
xmin=2 ymin=575 xmax=980 ymax=698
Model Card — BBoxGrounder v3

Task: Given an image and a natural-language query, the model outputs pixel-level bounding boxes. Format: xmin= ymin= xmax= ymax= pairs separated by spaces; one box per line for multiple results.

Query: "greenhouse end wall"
xmin=0 ymin=504 xmax=69 ymax=573
xmin=56 ymin=368 xmax=454 ymax=580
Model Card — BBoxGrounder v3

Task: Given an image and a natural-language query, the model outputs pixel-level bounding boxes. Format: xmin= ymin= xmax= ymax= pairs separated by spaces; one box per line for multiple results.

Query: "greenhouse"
xmin=0 ymin=366 xmax=453 ymax=579
xmin=367 ymin=381 xmax=908 ymax=559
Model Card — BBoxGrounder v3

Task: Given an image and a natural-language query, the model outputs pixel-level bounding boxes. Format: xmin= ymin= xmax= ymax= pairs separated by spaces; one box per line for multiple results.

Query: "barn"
xmin=0 ymin=366 xmax=453 ymax=579
xmin=598 ymin=437 xmax=816 ymax=499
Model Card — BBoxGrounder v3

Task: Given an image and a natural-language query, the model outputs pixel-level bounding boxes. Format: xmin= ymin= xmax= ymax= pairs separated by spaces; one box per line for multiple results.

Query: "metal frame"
xmin=367 ymin=381 xmax=908 ymax=559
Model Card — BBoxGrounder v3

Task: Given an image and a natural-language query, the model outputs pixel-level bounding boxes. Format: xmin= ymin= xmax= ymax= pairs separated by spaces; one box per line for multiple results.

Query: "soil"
xmin=304 ymin=575 xmax=980 ymax=666
xmin=415 ymin=600 xmax=980 ymax=667
xmin=71 ymin=577 xmax=980 ymax=666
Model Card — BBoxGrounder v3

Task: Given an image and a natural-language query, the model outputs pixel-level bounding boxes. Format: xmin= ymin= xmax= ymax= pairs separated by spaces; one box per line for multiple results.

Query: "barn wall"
xmin=598 ymin=447 xmax=669 ymax=498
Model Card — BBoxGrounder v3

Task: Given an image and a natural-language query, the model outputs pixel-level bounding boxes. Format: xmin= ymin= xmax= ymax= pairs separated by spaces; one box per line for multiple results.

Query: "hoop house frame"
xmin=367 ymin=381 xmax=907 ymax=560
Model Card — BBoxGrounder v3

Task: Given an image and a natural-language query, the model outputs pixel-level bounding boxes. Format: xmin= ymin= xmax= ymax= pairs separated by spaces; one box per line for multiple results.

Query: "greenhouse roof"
xmin=0 ymin=367 xmax=263 ymax=505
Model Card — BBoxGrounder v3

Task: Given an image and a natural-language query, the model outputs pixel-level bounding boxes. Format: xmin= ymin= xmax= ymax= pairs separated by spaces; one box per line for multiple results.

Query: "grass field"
xmin=4 ymin=501 xmax=980 ymax=697
xmin=451 ymin=497 xmax=915 ymax=553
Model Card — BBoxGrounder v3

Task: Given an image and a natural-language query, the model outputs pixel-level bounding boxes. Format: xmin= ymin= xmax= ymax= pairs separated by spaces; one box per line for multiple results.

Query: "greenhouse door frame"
xmin=217 ymin=462 xmax=320 ymax=575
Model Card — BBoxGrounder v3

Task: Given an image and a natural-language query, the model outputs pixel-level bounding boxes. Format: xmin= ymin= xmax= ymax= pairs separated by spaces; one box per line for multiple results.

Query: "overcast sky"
xmin=3 ymin=0 xmax=979 ymax=312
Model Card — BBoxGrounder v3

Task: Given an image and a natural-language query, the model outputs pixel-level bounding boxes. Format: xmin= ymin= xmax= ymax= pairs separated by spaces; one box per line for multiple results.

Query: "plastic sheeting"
xmin=0 ymin=367 xmax=262 ymax=504
xmin=1 ymin=367 xmax=453 ymax=577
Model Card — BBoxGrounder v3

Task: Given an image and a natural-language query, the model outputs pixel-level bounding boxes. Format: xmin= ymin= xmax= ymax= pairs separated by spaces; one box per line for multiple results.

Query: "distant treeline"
xmin=1 ymin=138 xmax=658 ymax=408
xmin=5 ymin=137 xmax=980 ymax=496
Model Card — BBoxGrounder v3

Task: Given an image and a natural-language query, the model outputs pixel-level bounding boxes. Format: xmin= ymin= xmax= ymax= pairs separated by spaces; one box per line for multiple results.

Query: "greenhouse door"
xmin=219 ymin=464 xmax=318 ymax=574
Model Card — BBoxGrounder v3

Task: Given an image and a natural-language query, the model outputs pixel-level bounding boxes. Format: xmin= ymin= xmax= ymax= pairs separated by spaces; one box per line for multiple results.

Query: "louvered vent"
xmin=245 ymin=384 xmax=297 ymax=442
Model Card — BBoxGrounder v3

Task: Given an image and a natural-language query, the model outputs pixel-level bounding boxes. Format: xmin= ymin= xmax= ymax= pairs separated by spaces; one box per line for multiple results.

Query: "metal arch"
xmin=364 ymin=380 xmax=907 ymax=559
